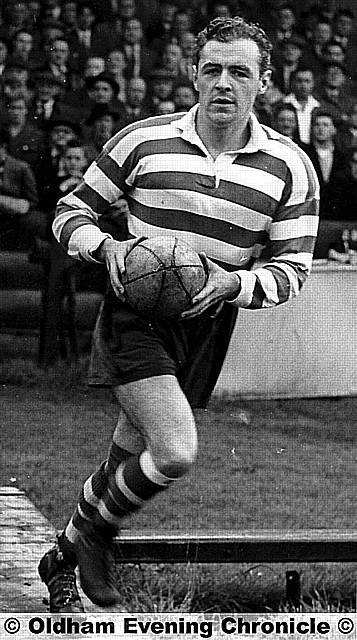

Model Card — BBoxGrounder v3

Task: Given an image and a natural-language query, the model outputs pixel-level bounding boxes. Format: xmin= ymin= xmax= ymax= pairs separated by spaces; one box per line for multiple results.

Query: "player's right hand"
xmin=97 ymin=237 xmax=146 ymax=299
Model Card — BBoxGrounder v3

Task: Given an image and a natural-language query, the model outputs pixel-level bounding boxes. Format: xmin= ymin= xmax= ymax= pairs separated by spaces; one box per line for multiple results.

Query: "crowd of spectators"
xmin=0 ymin=0 xmax=356 ymax=261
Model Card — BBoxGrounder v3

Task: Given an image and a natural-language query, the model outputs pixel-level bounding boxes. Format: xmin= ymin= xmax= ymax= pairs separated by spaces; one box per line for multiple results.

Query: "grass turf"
xmin=1 ymin=355 xmax=356 ymax=611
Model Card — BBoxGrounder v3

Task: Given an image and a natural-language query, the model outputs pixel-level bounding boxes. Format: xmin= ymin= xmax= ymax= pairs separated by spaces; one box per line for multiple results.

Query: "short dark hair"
xmin=311 ymin=107 xmax=337 ymax=127
xmin=194 ymin=16 xmax=272 ymax=76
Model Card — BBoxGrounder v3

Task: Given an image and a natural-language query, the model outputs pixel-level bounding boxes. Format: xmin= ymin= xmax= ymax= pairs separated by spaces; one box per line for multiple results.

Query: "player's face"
xmin=194 ymin=39 xmax=268 ymax=130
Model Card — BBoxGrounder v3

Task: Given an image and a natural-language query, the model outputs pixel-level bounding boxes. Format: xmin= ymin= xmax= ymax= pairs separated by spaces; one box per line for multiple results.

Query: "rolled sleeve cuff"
xmin=228 ymin=270 xmax=257 ymax=308
xmin=68 ymin=226 xmax=113 ymax=263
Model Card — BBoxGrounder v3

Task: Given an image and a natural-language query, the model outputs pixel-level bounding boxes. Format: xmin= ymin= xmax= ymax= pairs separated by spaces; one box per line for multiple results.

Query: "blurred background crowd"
xmin=0 ymin=0 xmax=356 ymax=261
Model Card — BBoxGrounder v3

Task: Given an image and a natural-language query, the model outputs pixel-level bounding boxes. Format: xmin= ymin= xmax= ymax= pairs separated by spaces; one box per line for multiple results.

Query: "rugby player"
xmin=38 ymin=16 xmax=319 ymax=612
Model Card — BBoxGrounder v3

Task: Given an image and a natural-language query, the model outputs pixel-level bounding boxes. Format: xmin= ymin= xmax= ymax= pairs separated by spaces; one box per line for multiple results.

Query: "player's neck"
xmin=196 ymin=115 xmax=250 ymax=159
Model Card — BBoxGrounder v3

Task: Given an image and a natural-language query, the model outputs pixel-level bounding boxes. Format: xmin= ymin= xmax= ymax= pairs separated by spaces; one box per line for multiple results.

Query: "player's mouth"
xmin=211 ymin=96 xmax=235 ymax=105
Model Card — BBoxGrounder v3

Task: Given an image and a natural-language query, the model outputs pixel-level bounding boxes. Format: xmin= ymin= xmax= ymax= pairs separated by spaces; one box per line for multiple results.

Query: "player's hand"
xmin=97 ymin=236 xmax=146 ymax=299
xmin=180 ymin=253 xmax=241 ymax=319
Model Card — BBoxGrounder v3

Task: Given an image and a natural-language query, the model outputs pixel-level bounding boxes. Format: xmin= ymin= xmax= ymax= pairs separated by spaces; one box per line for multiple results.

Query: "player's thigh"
xmin=113 ymin=375 xmax=197 ymax=473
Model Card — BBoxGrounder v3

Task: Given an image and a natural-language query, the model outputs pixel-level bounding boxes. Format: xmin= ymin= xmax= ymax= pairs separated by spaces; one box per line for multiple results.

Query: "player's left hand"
xmin=180 ymin=253 xmax=241 ymax=319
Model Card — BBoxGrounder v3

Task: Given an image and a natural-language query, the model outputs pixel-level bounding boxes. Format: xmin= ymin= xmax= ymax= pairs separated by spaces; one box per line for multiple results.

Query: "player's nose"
xmin=215 ymin=69 xmax=232 ymax=89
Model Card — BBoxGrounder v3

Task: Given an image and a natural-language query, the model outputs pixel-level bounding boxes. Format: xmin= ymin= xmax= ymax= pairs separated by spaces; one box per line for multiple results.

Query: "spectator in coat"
xmin=5 ymin=93 xmax=46 ymax=178
xmin=272 ymin=34 xmax=305 ymax=95
xmin=0 ymin=126 xmax=41 ymax=250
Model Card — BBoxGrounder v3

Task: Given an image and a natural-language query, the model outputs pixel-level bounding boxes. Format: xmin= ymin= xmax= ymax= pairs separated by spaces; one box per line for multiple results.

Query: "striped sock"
xmin=93 ymin=450 xmax=175 ymax=532
xmin=65 ymin=446 xmax=132 ymax=544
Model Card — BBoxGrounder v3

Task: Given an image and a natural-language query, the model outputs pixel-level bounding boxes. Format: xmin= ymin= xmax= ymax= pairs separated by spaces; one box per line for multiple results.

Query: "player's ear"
xmin=259 ymin=69 xmax=272 ymax=94
xmin=192 ymin=65 xmax=198 ymax=91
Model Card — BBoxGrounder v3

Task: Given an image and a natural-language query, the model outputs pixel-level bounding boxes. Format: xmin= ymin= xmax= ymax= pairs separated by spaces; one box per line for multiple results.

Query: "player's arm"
xmin=182 ymin=147 xmax=319 ymax=317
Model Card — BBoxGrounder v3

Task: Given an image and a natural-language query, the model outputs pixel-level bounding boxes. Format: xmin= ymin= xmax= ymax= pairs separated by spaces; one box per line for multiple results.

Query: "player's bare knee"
xmin=155 ymin=439 xmax=197 ymax=477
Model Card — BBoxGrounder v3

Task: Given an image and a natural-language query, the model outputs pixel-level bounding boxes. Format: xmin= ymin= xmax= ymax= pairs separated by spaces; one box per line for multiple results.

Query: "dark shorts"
xmin=88 ymin=291 xmax=238 ymax=408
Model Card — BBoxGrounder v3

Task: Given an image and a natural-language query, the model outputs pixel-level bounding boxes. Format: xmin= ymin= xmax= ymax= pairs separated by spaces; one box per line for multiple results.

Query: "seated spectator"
xmin=0 ymin=127 xmax=42 ymax=250
xmin=272 ymin=35 xmax=305 ymax=95
xmin=0 ymin=38 xmax=9 ymax=77
xmin=322 ymin=39 xmax=346 ymax=67
xmin=161 ymin=42 xmax=183 ymax=79
xmin=36 ymin=36 xmax=79 ymax=94
xmin=300 ymin=17 xmax=332 ymax=77
xmin=84 ymin=71 xmax=127 ymax=125
xmin=314 ymin=146 xmax=357 ymax=258
xmin=146 ymin=2 xmax=177 ymax=47
xmin=124 ymin=77 xmax=153 ymax=123
xmin=272 ymin=102 xmax=301 ymax=142
xmin=84 ymin=105 xmax=120 ymax=162
xmin=336 ymin=102 xmax=357 ymax=150
xmin=9 ymin=29 xmax=38 ymax=71
xmin=300 ymin=109 xmax=347 ymax=218
xmin=177 ymin=32 xmax=196 ymax=82
xmin=269 ymin=3 xmax=298 ymax=59
xmin=148 ymin=68 xmax=175 ymax=111
xmin=122 ymin=18 xmax=156 ymax=80
xmin=316 ymin=60 xmax=356 ymax=124
xmin=37 ymin=118 xmax=81 ymax=217
xmin=155 ymin=99 xmax=176 ymax=115
xmin=55 ymin=139 xmax=90 ymax=198
xmin=283 ymin=67 xmax=320 ymax=143
xmin=105 ymin=50 xmax=128 ymax=103
xmin=332 ymin=8 xmax=354 ymax=52
xmin=28 ymin=70 xmax=80 ymax=131
xmin=173 ymin=82 xmax=197 ymax=112
xmin=5 ymin=93 xmax=45 ymax=178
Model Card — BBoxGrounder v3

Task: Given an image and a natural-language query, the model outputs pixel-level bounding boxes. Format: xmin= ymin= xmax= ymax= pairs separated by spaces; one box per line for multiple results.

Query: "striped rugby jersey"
xmin=53 ymin=105 xmax=319 ymax=310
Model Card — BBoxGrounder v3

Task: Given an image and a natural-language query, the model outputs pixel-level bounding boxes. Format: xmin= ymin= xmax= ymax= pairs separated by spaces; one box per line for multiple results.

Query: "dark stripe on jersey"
xmin=265 ymin=264 xmax=291 ymax=303
xmin=125 ymin=136 xmax=206 ymax=162
xmin=74 ymin=182 xmax=110 ymax=213
xmin=248 ymin=278 xmax=266 ymax=309
xmin=127 ymin=197 xmax=269 ymax=248
xmin=233 ymin=150 xmax=288 ymax=182
xmin=277 ymin=168 xmax=293 ymax=208
xmin=134 ymin=172 xmax=278 ymax=216
xmin=103 ymin=112 xmax=186 ymax=155
xmin=96 ymin=153 xmax=127 ymax=191
xmin=60 ymin=218 xmax=95 ymax=249
xmin=277 ymin=136 xmax=319 ymax=200
xmin=270 ymin=236 xmax=316 ymax=256
xmin=276 ymin=198 xmax=319 ymax=221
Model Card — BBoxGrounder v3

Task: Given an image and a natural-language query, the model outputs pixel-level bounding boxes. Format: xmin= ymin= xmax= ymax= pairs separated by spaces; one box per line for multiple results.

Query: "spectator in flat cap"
xmin=272 ymin=35 xmax=306 ymax=95
xmin=83 ymin=104 xmax=121 ymax=161
xmin=28 ymin=70 xmax=80 ymax=131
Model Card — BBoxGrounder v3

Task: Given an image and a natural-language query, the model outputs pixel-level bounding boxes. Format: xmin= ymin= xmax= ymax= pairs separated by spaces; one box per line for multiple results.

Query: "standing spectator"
xmin=327 ymin=147 xmax=357 ymax=222
xmin=272 ymin=102 xmax=300 ymax=142
xmin=38 ymin=36 xmax=78 ymax=94
xmin=269 ymin=3 xmax=297 ymax=54
xmin=124 ymin=77 xmax=152 ymax=123
xmin=122 ymin=18 xmax=156 ymax=80
xmin=300 ymin=109 xmax=346 ymax=218
xmin=0 ymin=127 xmax=40 ymax=250
xmin=284 ymin=67 xmax=320 ymax=143
xmin=336 ymin=102 xmax=357 ymax=151
xmin=85 ymin=56 xmax=105 ymax=79
xmin=146 ymin=2 xmax=177 ymax=47
xmin=6 ymin=93 xmax=45 ymax=177
xmin=0 ymin=1 xmax=31 ymax=42
xmin=85 ymin=72 xmax=126 ymax=119
xmin=210 ymin=2 xmax=232 ymax=20
xmin=272 ymin=35 xmax=305 ymax=95
xmin=171 ymin=11 xmax=194 ymax=42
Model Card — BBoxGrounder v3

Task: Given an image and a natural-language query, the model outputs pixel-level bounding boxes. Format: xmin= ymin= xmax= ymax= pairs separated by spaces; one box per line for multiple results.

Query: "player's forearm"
xmin=229 ymin=253 xmax=312 ymax=309
xmin=53 ymin=202 xmax=113 ymax=263
xmin=0 ymin=195 xmax=30 ymax=215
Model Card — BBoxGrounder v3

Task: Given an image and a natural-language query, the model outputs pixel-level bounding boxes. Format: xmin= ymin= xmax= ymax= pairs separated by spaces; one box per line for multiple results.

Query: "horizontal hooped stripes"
xmin=54 ymin=105 xmax=319 ymax=309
